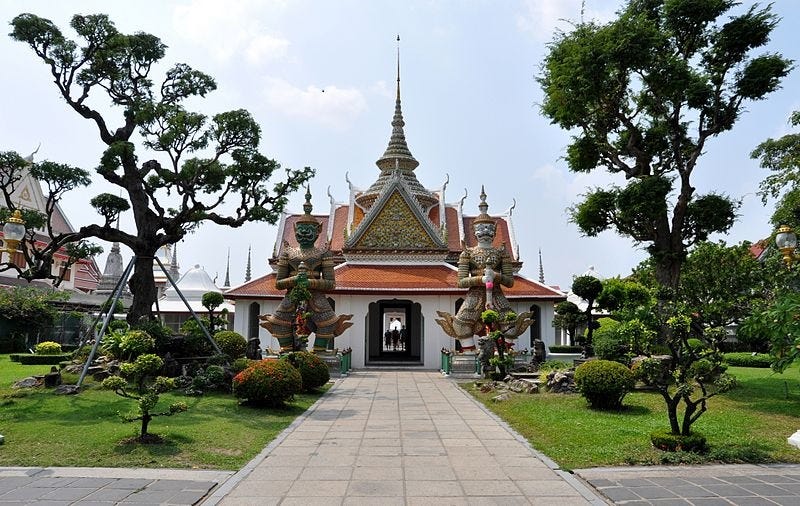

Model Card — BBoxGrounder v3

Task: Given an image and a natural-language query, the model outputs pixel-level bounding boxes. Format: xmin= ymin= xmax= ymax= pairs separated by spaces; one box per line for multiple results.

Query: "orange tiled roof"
xmin=225 ymin=263 xmax=564 ymax=300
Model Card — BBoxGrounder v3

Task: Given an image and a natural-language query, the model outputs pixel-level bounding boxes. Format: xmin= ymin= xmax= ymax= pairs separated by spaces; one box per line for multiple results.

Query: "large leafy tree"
xmin=634 ymin=241 xmax=769 ymax=329
xmin=753 ymin=110 xmax=800 ymax=229
xmin=539 ymin=0 xmax=791 ymax=297
xmin=9 ymin=13 xmax=313 ymax=323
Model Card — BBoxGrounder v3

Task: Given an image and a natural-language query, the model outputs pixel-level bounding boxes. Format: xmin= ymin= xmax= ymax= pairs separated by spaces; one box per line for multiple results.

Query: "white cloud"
xmin=369 ymin=80 xmax=394 ymax=99
xmin=263 ymin=78 xmax=367 ymax=130
xmin=245 ymin=34 xmax=290 ymax=65
xmin=516 ymin=0 xmax=618 ymax=41
xmin=173 ymin=0 xmax=289 ymax=64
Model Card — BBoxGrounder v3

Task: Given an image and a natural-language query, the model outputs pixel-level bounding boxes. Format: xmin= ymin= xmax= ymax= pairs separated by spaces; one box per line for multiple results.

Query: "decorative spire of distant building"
xmin=223 ymin=248 xmax=231 ymax=289
xmin=245 ymin=245 xmax=252 ymax=282
xmin=96 ymin=241 xmax=127 ymax=295
xmin=98 ymin=207 xmax=128 ymax=295
xmin=538 ymin=248 xmax=545 ymax=284
xmin=168 ymin=242 xmax=180 ymax=281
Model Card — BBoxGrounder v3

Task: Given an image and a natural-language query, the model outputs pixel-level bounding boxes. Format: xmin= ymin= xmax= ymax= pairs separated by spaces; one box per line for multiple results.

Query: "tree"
xmin=102 ymin=354 xmax=187 ymax=442
xmin=571 ymin=275 xmax=603 ymax=354
xmin=9 ymin=14 xmax=313 ymax=324
xmin=636 ymin=317 xmax=736 ymax=437
xmin=634 ymin=241 xmax=768 ymax=330
xmin=201 ymin=291 xmax=225 ymax=334
xmin=752 ymin=110 xmax=800 ymax=229
xmin=596 ymin=277 xmax=654 ymax=326
xmin=0 ymin=152 xmax=102 ymax=286
xmin=538 ymin=0 xmax=791 ymax=298
xmin=552 ymin=301 xmax=586 ymax=346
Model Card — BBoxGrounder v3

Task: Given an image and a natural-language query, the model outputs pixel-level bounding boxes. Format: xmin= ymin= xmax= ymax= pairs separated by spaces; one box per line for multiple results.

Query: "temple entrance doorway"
xmin=366 ymin=299 xmax=422 ymax=365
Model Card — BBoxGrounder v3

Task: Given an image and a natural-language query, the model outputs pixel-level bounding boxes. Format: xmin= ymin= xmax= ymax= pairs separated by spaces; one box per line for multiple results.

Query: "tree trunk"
xmin=681 ymin=400 xmax=696 ymax=436
xmin=127 ymin=251 xmax=159 ymax=325
xmin=140 ymin=413 xmax=152 ymax=438
xmin=661 ymin=390 xmax=681 ymax=434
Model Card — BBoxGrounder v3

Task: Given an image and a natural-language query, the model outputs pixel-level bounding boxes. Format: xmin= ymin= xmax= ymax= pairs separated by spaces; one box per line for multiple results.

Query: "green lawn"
xmin=465 ymin=366 xmax=800 ymax=470
xmin=0 ymin=354 xmax=327 ymax=469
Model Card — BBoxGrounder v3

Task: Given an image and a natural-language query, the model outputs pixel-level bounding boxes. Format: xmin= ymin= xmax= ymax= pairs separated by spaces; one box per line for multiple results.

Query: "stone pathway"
xmin=575 ymin=464 xmax=800 ymax=505
xmin=202 ymin=370 xmax=604 ymax=505
xmin=0 ymin=467 xmax=232 ymax=505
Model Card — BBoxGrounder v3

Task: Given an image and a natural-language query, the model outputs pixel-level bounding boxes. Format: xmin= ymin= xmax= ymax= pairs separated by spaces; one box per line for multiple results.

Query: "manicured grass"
xmin=0 ymin=354 xmax=328 ymax=469
xmin=465 ymin=366 xmax=800 ymax=470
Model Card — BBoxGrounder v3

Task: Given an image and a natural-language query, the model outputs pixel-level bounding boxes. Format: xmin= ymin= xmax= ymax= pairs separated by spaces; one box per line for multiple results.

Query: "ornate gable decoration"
xmin=345 ymin=172 xmax=447 ymax=252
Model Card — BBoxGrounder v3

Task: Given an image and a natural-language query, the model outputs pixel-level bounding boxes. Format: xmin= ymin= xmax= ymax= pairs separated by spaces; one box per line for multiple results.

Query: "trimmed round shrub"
xmin=131 ymin=319 xmax=172 ymax=352
xmin=282 ymin=351 xmax=330 ymax=392
xmin=35 ymin=341 xmax=62 ymax=355
xmin=120 ymin=330 xmax=155 ymax=358
xmin=574 ymin=359 xmax=635 ymax=410
xmin=723 ymin=352 xmax=772 ymax=368
xmin=233 ymin=359 xmax=302 ymax=406
xmin=650 ymin=429 xmax=707 ymax=453
xmin=214 ymin=331 xmax=248 ymax=359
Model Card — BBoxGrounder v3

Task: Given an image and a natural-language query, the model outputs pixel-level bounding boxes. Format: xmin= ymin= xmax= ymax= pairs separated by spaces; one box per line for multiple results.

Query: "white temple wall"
xmin=233 ymin=295 xmax=559 ymax=368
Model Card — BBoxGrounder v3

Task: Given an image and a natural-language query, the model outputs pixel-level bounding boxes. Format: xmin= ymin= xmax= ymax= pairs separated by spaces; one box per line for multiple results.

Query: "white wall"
xmin=234 ymin=295 xmax=559 ymax=369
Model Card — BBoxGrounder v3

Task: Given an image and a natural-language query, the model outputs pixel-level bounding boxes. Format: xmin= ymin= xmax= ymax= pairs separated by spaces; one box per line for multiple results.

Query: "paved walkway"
xmin=575 ymin=464 xmax=800 ymax=505
xmin=3 ymin=370 xmax=800 ymax=505
xmin=0 ymin=467 xmax=232 ymax=505
xmin=203 ymin=370 xmax=603 ymax=505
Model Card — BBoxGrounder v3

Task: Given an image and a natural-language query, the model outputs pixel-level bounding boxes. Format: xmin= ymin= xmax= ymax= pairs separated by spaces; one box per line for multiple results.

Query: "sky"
xmin=0 ymin=0 xmax=798 ymax=291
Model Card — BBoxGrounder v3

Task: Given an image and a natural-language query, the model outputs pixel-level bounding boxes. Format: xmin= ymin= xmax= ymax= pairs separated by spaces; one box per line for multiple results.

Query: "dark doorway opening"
xmin=366 ymin=299 xmax=422 ymax=364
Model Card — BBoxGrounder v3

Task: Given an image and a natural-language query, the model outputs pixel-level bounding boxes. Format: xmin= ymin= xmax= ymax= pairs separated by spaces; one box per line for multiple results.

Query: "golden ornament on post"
xmin=2 ymin=209 xmax=26 ymax=258
xmin=775 ymin=224 xmax=798 ymax=267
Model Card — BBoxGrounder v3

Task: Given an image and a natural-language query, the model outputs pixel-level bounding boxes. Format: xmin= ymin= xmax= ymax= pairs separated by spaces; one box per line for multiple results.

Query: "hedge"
xmin=17 ymin=353 xmax=72 ymax=365
xmin=548 ymin=345 xmax=582 ymax=353
xmin=723 ymin=352 xmax=772 ymax=368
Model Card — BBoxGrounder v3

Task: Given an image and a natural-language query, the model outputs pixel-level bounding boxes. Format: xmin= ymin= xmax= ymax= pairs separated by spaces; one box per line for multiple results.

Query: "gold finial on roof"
xmin=474 ymin=185 xmax=495 ymax=225
xmin=297 ymin=186 xmax=320 ymax=227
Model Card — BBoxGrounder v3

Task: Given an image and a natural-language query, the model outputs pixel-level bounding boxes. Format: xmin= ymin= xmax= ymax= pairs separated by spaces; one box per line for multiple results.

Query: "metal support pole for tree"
xmin=76 ymin=257 xmax=135 ymax=388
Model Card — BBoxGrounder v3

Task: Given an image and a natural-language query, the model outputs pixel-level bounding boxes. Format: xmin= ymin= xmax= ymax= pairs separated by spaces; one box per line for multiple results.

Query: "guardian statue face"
xmin=473 ymin=222 xmax=496 ymax=246
xmin=295 ymin=222 xmax=320 ymax=248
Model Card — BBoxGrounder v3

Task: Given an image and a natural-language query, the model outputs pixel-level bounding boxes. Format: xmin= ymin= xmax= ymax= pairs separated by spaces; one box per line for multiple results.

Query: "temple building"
xmin=0 ymin=149 xmax=101 ymax=293
xmin=224 ymin=67 xmax=565 ymax=369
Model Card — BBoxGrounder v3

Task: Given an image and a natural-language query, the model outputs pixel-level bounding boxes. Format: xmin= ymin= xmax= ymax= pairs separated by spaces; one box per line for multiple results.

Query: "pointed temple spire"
xmin=223 ymin=248 xmax=231 ymax=288
xmin=375 ymin=34 xmax=418 ymax=172
xmin=245 ymin=245 xmax=252 ymax=282
xmin=355 ymin=36 xmax=437 ymax=211
xmin=538 ymin=249 xmax=545 ymax=284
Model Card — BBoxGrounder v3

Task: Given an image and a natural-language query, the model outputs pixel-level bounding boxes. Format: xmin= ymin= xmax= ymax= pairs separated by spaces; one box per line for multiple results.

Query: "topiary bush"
xmin=120 ymin=330 xmax=156 ymax=359
xmin=723 ymin=352 xmax=772 ymax=368
xmin=34 ymin=341 xmax=62 ymax=355
xmin=232 ymin=359 xmax=302 ymax=406
xmin=650 ymin=429 xmax=707 ymax=453
xmin=214 ymin=330 xmax=247 ymax=359
xmin=282 ymin=351 xmax=330 ymax=392
xmin=574 ymin=359 xmax=635 ymax=410
xmin=131 ymin=319 xmax=172 ymax=352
